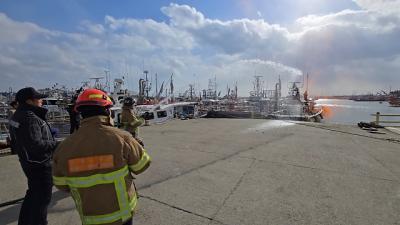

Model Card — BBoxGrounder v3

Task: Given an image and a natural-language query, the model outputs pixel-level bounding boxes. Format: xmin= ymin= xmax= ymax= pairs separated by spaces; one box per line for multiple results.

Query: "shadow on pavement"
xmin=0 ymin=190 xmax=71 ymax=225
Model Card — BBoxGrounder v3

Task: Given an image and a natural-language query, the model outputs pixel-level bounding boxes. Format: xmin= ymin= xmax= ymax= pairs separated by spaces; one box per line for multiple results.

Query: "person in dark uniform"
xmin=7 ymin=100 xmax=18 ymax=118
xmin=67 ymin=97 xmax=80 ymax=134
xmin=9 ymin=87 xmax=58 ymax=225
xmin=67 ymin=88 xmax=83 ymax=134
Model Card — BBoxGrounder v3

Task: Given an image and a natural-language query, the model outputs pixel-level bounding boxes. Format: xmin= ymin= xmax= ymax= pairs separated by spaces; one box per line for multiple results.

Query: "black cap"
xmin=16 ymin=87 xmax=48 ymax=103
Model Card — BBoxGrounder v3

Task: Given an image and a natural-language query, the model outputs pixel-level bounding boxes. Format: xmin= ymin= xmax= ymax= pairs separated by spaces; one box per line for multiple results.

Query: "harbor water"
xmin=315 ymin=99 xmax=400 ymax=125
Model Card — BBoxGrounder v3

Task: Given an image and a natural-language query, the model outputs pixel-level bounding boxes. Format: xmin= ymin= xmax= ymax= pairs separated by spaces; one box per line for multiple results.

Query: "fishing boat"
xmin=135 ymin=101 xmax=199 ymax=124
xmin=388 ymin=90 xmax=400 ymax=107
xmin=0 ymin=103 xmax=9 ymax=141
xmin=42 ymin=97 xmax=69 ymax=121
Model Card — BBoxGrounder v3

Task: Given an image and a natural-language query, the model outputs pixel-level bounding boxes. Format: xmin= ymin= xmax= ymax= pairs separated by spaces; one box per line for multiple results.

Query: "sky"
xmin=0 ymin=0 xmax=399 ymax=96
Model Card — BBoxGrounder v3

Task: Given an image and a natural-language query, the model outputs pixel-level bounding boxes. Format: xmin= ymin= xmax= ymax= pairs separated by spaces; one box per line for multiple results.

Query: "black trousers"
xmin=69 ymin=121 xmax=79 ymax=134
xmin=123 ymin=218 xmax=133 ymax=225
xmin=18 ymin=164 xmax=53 ymax=225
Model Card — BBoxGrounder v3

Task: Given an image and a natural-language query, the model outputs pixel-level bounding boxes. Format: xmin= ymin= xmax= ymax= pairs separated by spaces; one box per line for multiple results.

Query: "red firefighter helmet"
xmin=74 ymin=89 xmax=113 ymax=111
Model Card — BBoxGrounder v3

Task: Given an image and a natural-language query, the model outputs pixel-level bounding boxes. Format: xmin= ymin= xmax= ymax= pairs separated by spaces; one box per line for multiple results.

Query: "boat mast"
xmin=155 ymin=73 xmax=158 ymax=99
xmin=144 ymin=70 xmax=149 ymax=98
xmin=306 ymin=73 xmax=309 ymax=94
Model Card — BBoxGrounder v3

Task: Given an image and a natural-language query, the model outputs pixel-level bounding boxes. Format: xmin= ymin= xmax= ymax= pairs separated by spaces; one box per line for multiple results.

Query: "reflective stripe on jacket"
xmin=120 ymin=107 xmax=144 ymax=136
xmin=52 ymin=116 xmax=151 ymax=225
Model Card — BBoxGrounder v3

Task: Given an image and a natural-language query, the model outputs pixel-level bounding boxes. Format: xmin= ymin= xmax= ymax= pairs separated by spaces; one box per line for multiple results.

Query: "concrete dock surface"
xmin=1 ymin=119 xmax=400 ymax=225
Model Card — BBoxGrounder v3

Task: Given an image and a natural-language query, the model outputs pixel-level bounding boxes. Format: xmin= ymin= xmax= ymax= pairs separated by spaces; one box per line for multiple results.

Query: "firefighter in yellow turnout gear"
xmin=120 ymin=97 xmax=144 ymax=144
xmin=52 ymin=89 xmax=151 ymax=225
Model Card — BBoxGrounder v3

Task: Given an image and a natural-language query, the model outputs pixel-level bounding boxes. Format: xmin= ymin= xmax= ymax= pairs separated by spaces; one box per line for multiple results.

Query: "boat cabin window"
xmin=157 ymin=111 xmax=168 ymax=118
xmin=143 ymin=112 xmax=154 ymax=120
xmin=183 ymin=106 xmax=194 ymax=114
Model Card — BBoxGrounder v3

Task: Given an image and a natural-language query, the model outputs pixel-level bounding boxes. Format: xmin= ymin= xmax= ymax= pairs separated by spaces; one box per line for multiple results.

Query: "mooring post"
xmin=376 ymin=112 xmax=380 ymax=125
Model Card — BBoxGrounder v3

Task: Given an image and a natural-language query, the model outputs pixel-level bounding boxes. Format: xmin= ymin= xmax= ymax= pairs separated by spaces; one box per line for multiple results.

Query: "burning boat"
xmin=205 ymin=74 xmax=324 ymax=122
xmin=388 ymin=90 xmax=400 ymax=107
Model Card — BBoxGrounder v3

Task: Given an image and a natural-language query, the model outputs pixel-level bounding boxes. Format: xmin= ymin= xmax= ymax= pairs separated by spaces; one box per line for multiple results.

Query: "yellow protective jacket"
xmin=52 ymin=116 xmax=151 ymax=225
xmin=120 ymin=107 xmax=144 ymax=137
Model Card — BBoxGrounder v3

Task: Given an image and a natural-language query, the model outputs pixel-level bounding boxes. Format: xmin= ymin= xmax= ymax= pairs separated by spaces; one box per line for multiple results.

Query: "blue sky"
xmin=0 ymin=0 xmax=360 ymax=31
xmin=0 ymin=0 xmax=399 ymax=95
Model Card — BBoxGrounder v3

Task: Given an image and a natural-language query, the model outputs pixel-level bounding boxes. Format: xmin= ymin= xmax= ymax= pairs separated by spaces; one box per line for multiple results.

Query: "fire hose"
xmin=0 ymin=197 xmax=24 ymax=208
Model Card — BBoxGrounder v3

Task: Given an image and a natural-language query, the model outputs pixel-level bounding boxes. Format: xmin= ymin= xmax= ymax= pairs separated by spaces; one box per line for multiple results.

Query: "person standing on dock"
xmin=121 ymin=97 xmax=145 ymax=146
xmin=7 ymin=100 xmax=18 ymax=119
xmin=7 ymin=100 xmax=18 ymax=154
xmin=67 ymin=95 xmax=81 ymax=134
xmin=67 ymin=87 xmax=83 ymax=134
xmin=52 ymin=89 xmax=151 ymax=225
xmin=9 ymin=87 xmax=58 ymax=225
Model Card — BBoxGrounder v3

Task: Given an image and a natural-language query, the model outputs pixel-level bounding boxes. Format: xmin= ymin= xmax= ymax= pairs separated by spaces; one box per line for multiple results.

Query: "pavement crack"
xmin=207 ymin=158 xmax=257 ymax=225
xmin=139 ymin=133 xmax=293 ymax=190
xmin=138 ymin=194 xmax=228 ymax=225
xmin=352 ymin=138 xmax=400 ymax=182
xmin=238 ymin=156 xmax=400 ymax=183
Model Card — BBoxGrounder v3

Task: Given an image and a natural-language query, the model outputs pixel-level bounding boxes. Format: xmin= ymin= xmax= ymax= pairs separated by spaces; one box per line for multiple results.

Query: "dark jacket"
xmin=67 ymin=104 xmax=80 ymax=134
xmin=9 ymin=103 xmax=58 ymax=167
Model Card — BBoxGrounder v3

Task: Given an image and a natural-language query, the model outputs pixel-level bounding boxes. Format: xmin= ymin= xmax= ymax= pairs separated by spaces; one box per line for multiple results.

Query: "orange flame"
xmin=321 ymin=105 xmax=334 ymax=119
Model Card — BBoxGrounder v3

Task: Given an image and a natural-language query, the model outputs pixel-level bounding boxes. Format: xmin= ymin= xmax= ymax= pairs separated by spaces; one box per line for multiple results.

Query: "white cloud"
xmin=161 ymin=3 xmax=291 ymax=57
xmin=161 ymin=3 xmax=205 ymax=28
xmin=104 ymin=15 xmax=194 ymax=52
xmin=0 ymin=13 xmax=49 ymax=44
xmin=295 ymin=9 xmax=399 ymax=32
xmin=353 ymin=0 xmax=400 ymax=13
xmin=79 ymin=20 xmax=105 ymax=34
xmin=0 ymin=3 xmax=399 ymax=95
